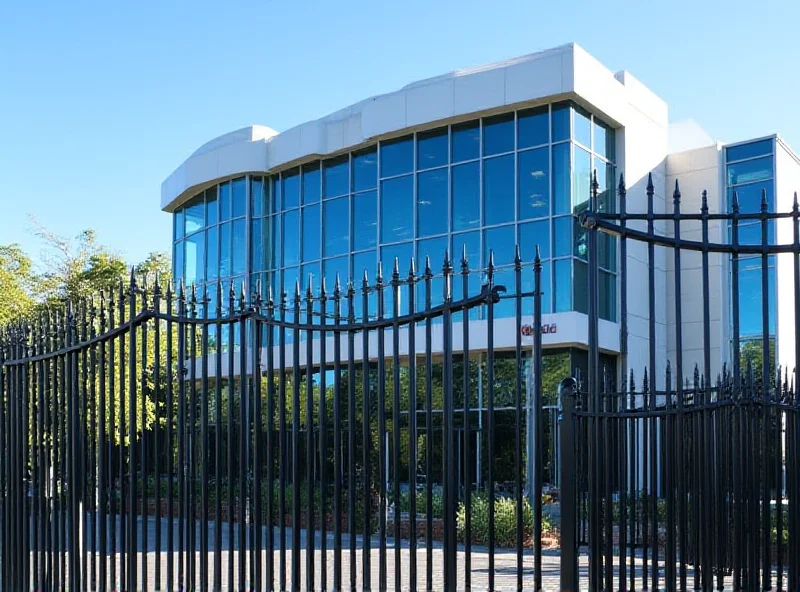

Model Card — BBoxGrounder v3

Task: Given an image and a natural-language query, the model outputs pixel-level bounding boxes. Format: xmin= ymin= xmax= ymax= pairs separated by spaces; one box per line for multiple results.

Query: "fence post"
xmin=559 ymin=376 xmax=578 ymax=592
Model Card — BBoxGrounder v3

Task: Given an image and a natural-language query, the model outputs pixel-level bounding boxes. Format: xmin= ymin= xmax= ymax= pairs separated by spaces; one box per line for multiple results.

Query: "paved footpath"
xmin=18 ymin=516 xmax=780 ymax=590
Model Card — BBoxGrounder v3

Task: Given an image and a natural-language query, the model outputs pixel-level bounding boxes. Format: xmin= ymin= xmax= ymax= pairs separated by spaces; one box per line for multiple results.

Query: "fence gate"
xmin=559 ymin=173 xmax=800 ymax=591
xmin=0 ymin=245 xmax=558 ymax=592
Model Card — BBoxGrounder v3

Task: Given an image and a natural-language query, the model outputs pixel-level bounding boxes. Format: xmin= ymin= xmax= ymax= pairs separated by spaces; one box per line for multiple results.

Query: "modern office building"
xmin=161 ymin=42 xmax=800 ymax=394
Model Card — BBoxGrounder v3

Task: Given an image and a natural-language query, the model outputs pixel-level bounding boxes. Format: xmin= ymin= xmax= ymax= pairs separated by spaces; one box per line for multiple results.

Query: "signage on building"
xmin=520 ymin=323 xmax=557 ymax=336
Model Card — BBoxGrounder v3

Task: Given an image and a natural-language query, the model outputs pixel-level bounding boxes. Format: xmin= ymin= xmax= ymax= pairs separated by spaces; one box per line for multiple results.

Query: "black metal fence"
xmin=4 ymin=170 xmax=800 ymax=592
xmin=559 ymin=173 xmax=800 ymax=591
xmin=0 ymin=250 xmax=554 ymax=592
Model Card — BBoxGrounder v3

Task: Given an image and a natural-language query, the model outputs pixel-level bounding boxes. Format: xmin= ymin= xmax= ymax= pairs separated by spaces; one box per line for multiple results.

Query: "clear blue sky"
xmin=1 ymin=0 xmax=797 ymax=266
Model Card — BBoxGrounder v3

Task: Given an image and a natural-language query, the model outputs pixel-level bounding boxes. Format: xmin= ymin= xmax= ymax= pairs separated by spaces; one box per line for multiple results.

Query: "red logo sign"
xmin=520 ymin=323 xmax=557 ymax=336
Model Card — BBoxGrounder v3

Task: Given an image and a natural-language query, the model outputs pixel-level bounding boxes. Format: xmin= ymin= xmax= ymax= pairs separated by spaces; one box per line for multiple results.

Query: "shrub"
xmin=457 ymin=493 xmax=551 ymax=548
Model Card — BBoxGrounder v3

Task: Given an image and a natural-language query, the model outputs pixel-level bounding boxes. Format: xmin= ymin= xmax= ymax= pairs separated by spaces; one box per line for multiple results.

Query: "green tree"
xmin=0 ymin=244 xmax=36 ymax=325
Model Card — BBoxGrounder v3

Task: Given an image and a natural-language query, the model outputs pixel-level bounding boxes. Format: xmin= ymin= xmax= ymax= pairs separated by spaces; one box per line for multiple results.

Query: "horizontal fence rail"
xmin=0 ymin=251 xmax=557 ymax=592
xmin=558 ymin=172 xmax=800 ymax=591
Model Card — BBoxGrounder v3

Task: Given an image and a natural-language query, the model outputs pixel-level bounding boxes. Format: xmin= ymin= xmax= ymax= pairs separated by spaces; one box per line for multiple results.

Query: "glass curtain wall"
xmin=725 ymin=138 xmax=777 ymax=374
xmin=172 ymin=101 xmax=617 ymax=323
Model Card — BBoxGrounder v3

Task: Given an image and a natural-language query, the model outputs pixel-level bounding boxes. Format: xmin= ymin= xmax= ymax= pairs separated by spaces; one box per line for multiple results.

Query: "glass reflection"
xmin=207 ymin=226 xmax=219 ymax=280
xmin=184 ymin=198 xmax=204 ymax=235
xmin=185 ymin=232 xmax=205 ymax=286
xmin=417 ymin=128 xmax=448 ymax=170
xmin=572 ymin=146 xmax=592 ymax=211
xmin=552 ymin=103 xmax=570 ymax=143
xmin=232 ymin=218 xmax=246 ymax=275
xmin=553 ymin=143 xmax=570 ymax=214
xmin=573 ymin=106 xmax=591 ymax=148
xmin=250 ymin=177 xmax=263 ymax=218
xmin=219 ymin=223 xmax=231 ymax=278
xmin=219 ymin=182 xmax=231 ymax=221
xmin=302 ymin=163 xmax=321 ymax=205
xmin=727 ymin=156 xmax=773 ymax=186
xmin=518 ymin=147 xmax=550 ymax=220
xmin=483 ymin=114 xmax=514 ymax=156
xmin=484 ymin=155 xmax=514 ymax=226
xmin=283 ymin=210 xmax=299 ymax=266
xmin=352 ymin=149 xmax=377 ymax=192
xmin=206 ymin=187 xmax=218 ymax=225
xmin=380 ymin=136 xmax=413 ymax=178
xmin=232 ymin=177 xmax=246 ymax=218
xmin=353 ymin=191 xmax=378 ymax=250
xmin=282 ymin=169 xmax=300 ymax=210
xmin=324 ymin=156 xmax=349 ymax=198
xmin=553 ymin=216 xmax=571 ymax=258
xmin=484 ymin=225 xmax=516 ymax=267
xmin=381 ymin=176 xmax=413 ymax=242
xmin=452 ymin=121 xmax=479 ymax=163
xmin=519 ymin=219 xmax=550 ymax=261
xmin=302 ymin=204 xmax=321 ymax=261
xmin=554 ymin=259 xmax=571 ymax=312
xmin=324 ymin=197 xmax=350 ymax=257
xmin=250 ymin=219 xmax=263 ymax=272
xmin=518 ymin=106 xmax=548 ymax=150
xmin=727 ymin=182 xmax=774 ymax=213
xmin=452 ymin=162 xmax=480 ymax=231
xmin=726 ymin=139 xmax=773 ymax=163
xmin=417 ymin=168 xmax=448 ymax=237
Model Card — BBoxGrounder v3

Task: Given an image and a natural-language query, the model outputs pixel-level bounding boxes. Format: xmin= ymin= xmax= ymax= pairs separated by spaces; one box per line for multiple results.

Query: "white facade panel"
xmin=776 ymin=138 xmax=800 ymax=373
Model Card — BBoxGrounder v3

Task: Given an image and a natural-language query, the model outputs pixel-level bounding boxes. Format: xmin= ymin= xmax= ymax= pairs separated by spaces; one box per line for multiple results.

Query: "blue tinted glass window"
xmin=352 ymin=149 xmax=377 ymax=192
xmin=381 ymin=242 xmax=413 ymax=316
xmin=553 ymin=143 xmax=571 ymax=214
xmin=271 ymin=177 xmax=281 ymax=212
xmin=250 ymin=177 xmax=263 ymax=218
xmin=380 ymin=136 xmax=413 ymax=177
xmin=451 ymin=121 xmax=480 ymax=163
xmin=232 ymin=218 xmax=246 ymax=275
xmin=301 ymin=262 xmax=320 ymax=293
xmin=738 ymin=260 xmax=776 ymax=336
xmin=353 ymin=250 xmax=377 ymax=282
xmin=736 ymin=222 xmax=776 ymax=246
xmin=174 ymin=210 xmax=185 ymax=240
xmin=219 ymin=182 xmax=231 ymax=221
xmin=206 ymin=226 xmax=219 ymax=281
xmin=282 ymin=170 xmax=300 ymax=210
xmin=282 ymin=267 xmax=299 ymax=304
xmin=250 ymin=219 xmax=263 ymax=272
xmin=484 ymin=155 xmax=514 ymax=226
xmin=302 ymin=163 xmax=321 ymax=205
xmin=573 ymin=260 xmax=588 ymax=314
xmin=553 ymin=216 xmax=571 ymax=257
xmin=490 ymin=268 xmax=514 ymax=317
xmin=324 ymin=197 xmax=350 ymax=257
xmin=324 ymin=156 xmax=349 ymax=198
xmin=417 ymin=169 xmax=448 ymax=237
xmin=594 ymin=120 xmax=615 ymax=161
xmin=452 ymin=231 xmax=481 ymax=307
xmin=206 ymin=187 xmax=218 ymax=226
xmin=519 ymin=220 xmax=550 ymax=261
xmin=572 ymin=145 xmax=592 ymax=212
xmin=452 ymin=231 xmax=481 ymax=271
xmin=484 ymin=225 xmax=516 ymax=267
xmin=727 ymin=182 xmax=774 ymax=214
xmin=552 ymin=103 xmax=570 ymax=142
xmin=219 ymin=223 xmax=231 ymax=278
xmin=267 ymin=215 xmax=280 ymax=270
xmin=283 ymin=210 xmax=300 ymax=266
xmin=573 ymin=105 xmax=591 ymax=148
xmin=599 ymin=232 xmax=616 ymax=270
xmin=417 ymin=236 xmax=449 ymax=271
xmin=554 ymin=259 xmax=571 ymax=312
xmin=574 ymin=217 xmax=587 ymax=260
xmin=483 ymin=113 xmax=514 ymax=156
xmin=596 ymin=159 xmax=616 ymax=214
xmin=518 ymin=147 xmax=550 ymax=220
xmin=173 ymin=240 xmax=184 ymax=284
xmin=417 ymin=128 xmax=448 ymax=170
xmin=518 ymin=106 xmax=548 ymax=149
xmin=353 ymin=190 xmax=378 ymax=250
xmin=600 ymin=270 xmax=616 ymax=321
xmin=381 ymin=241 xmax=414 ymax=278
xmin=302 ymin=204 xmax=321 ymax=261
xmin=381 ymin=176 xmax=413 ymax=242
xmin=185 ymin=232 xmax=205 ymax=286
xmin=184 ymin=196 xmax=204 ymax=234
xmin=232 ymin=177 xmax=246 ymax=218
xmin=726 ymin=139 xmax=773 ymax=163
xmin=521 ymin=259 xmax=552 ymax=314
xmin=727 ymin=156 xmax=773 ymax=186
xmin=323 ymin=255 xmax=349 ymax=291
xmin=452 ymin=162 xmax=480 ymax=231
